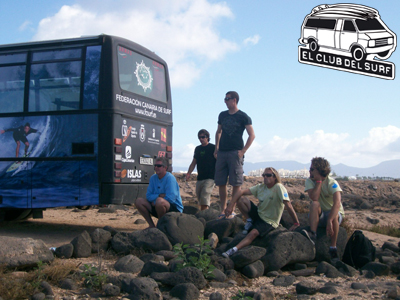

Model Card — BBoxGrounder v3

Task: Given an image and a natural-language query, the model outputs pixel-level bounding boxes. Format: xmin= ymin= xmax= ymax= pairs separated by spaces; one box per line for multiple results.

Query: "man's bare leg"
xmin=309 ymin=201 xmax=321 ymax=233
xmin=135 ymin=197 xmax=156 ymax=228
xmin=218 ymin=185 xmax=227 ymax=218
xmin=154 ymin=197 xmax=170 ymax=219
xmin=236 ymin=196 xmax=251 ymax=219
xmin=225 ymin=185 xmax=241 ymax=219
xmin=15 ymin=141 xmax=20 ymax=158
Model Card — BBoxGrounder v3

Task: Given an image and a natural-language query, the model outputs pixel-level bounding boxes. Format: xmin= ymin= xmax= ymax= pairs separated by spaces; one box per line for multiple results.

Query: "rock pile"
xmin=3 ymin=206 xmax=400 ymax=299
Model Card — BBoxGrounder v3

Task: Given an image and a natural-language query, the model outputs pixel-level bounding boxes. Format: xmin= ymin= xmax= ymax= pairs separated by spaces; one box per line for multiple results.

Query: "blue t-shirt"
xmin=146 ymin=172 xmax=183 ymax=212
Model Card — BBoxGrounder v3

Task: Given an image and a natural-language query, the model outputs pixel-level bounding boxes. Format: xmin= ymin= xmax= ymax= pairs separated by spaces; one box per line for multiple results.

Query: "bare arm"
xmin=307 ymin=169 xmax=325 ymax=202
xmin=214 ymin=124 xmax=222 ymax=158
xmin=238 ymin=124 xmax=255 ymax=158
xmin=185 ymin=158 xmax=197 ymax=181
xmin=284 ymin=201 xmax=300 ymax=231
xmin=326 ymin=191 xmax=341 ymax=236
xmin=225 ymin=188 xmax=252 ymax=216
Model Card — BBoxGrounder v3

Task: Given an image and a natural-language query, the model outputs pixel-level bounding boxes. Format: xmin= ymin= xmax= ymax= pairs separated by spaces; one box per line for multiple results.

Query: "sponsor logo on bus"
xmin=161 ymin=128 xmax=167 ymax=142
xmin=158 ymin=151 xmax=166 ymax=157
xmin=127 ymin=169 xmax=141 ymax=179
xmin=122 ymin=146 xmax=135 ymax=163
xmin=140 ymin=124 xmax=145 ymax=143
xmin=134 ymin=60 xmax=153 ymax=92
xmin=140 ymin=157 xmax=153 ymax=165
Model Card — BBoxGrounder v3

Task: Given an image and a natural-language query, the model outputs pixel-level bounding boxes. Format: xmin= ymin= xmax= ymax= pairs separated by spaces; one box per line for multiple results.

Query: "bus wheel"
xmin=2 ymin=209 xmax=33 ymax=222
xmin=76 ymin=206 xmax=91 ymax=210
xmin=309 ymin=39 xmax=319 ymax=52
xmin=352 ymin=46 xmax=365 ymax=61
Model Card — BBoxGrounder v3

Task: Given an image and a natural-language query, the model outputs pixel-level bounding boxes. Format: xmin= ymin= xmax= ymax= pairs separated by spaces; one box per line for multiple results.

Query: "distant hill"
xmin=174 ymin=159 xmax=400 ymax=178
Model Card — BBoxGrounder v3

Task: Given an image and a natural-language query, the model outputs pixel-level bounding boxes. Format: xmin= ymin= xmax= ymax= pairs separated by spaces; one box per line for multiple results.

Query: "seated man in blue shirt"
xmin=135 ymin=156 xmax=183 ymax=228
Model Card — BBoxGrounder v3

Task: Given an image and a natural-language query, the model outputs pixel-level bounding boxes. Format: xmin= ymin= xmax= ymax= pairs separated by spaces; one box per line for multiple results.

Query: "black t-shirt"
xmin=194 ymin=143 xmax=216 ymax=181
xmin=218 ymin=110 xmax=252 ymax=151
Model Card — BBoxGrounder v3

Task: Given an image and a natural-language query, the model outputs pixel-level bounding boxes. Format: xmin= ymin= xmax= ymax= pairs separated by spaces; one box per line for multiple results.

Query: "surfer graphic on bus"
xmin=1 ymin=122 xmax=40 ymax=158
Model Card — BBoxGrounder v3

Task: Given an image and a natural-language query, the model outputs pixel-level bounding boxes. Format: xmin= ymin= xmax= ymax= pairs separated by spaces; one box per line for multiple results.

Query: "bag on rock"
xmin=342 ymin=230 xmax=375 ymax=269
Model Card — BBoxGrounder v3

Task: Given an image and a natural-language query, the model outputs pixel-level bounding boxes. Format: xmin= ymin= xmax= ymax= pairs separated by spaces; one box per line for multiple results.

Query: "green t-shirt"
xmin=249 ymin=183 xmax=289 ymax=228
xmin=304 ymin=176 xmax=345 ymax=216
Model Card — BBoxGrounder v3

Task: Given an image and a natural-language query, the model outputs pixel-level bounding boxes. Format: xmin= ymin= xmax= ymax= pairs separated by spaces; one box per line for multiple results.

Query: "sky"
xmin=1 ymin=0 xmax=400 ymax=170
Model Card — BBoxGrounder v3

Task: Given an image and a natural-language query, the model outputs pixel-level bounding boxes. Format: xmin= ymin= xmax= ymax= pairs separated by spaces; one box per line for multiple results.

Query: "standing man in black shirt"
xmin=186 ymin=129 xmax=216 ymax=210
xmin=214 ymin=91 xmax=255 ymax=219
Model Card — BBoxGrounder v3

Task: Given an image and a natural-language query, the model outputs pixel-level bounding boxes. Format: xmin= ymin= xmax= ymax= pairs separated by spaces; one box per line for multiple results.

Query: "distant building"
xmin=248 ymin=168 xmax=309 ymax=178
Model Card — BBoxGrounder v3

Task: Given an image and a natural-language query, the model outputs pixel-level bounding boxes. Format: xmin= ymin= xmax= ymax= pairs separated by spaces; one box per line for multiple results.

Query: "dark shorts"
xmin=318 ymin=210 xmax=344 ymax=227
xmin=214 ymin=150 xmax=244 ymax=186
xmin=13 ymin=132 xmax=28 ymax=143
xmin=150 ymin=202 xmax=180 ymax=218
xmin=247 ymin=202 xmax=275 ymax=237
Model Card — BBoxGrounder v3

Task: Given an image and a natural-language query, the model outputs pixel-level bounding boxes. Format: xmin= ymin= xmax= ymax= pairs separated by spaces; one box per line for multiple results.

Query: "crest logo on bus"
xmin=134 ymin=60 xmax=153 ymax=92
xmin=122 ymin=120 xmax=128 ymax=137
xmin=298 ymin=3 xmax=397 ymax=79
xmin=125 ymin=146 xmax=131 ymax=159
xmin=140 ymin=124 xmax=146 ymax=143
xmin=161 ymin=128 xmax=167 ymax=142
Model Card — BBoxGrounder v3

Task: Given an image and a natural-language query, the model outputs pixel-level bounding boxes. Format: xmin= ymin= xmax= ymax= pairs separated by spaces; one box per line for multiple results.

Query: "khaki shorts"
xmin=196 ymin=179 xmax=215 ymax=207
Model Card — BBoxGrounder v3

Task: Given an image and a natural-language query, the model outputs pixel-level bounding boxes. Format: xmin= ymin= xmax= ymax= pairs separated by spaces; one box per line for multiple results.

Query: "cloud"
xmin=243 ymin=34 xmax=260 ymax=45
xmin=32 ymin=0 xmax=238 ymax=88
xmin=244 ymin=126 xmax=400 ymax=167
xmin=173 ymin=143 xmax=196 ymax=167
xmin=19 ymin=21 xmax=32 ymax=32
xmin=175 ymin=126 xmax=400 ymax=168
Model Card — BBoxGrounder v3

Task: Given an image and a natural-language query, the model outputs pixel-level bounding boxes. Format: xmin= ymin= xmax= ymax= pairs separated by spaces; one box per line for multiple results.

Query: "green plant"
xmin=31 ymin=260 xmax=47 ymax=290
xmin=81 ymin=264 xmax=107 ymax=289
xmin=173 ymin=236 xmax=216 ymax=278
xmin=369 ymin=225 xmax=400 ymax=238
xmin=232 ymin=289 xmax=253 ymax=299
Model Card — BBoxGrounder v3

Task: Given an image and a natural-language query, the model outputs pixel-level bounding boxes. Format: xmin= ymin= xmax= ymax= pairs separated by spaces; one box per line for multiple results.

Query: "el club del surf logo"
xmin=298 ymin=4 xmax=397 ymax=79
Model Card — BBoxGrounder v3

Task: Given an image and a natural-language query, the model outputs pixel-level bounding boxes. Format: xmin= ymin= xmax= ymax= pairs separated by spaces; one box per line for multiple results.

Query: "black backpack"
xmin=342 ymin=230 xmax=376 ymax=269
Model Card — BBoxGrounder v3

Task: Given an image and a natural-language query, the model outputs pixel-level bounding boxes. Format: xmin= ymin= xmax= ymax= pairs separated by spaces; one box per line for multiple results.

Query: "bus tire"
xmin=309 ymin=39 xmax=319 ymax=52
xmin=352 ymin=46 xmax=365 ymax=61
xmin=1 ymin=209 xmax=33 ymax=222
xmin=76 ymin=205 xmax=91 ymax=210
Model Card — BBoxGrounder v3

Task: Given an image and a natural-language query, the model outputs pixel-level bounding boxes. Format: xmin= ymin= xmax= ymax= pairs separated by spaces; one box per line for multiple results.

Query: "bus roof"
xmin=0 ymin=34 xmax=164 ymax=63
xmin=309 ymin=4 xmax=379 ymax=20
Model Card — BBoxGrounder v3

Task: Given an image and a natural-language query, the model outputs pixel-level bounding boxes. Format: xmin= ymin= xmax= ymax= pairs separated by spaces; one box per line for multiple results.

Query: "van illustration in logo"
xmin=298 ymin=3 xmax=397 ymax=79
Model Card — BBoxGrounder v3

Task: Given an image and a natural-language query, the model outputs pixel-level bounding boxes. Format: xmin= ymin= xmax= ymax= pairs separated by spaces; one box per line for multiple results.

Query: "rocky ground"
xmin=1 ymin=175 xmax=400 ymax=299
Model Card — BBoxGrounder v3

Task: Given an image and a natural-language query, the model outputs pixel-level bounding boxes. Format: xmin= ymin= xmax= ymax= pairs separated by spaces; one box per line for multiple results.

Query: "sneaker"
xmin=222 ymin=248 xmax=236 ymax=258
xmin=301 ymin=229 xmax=317 ymax=245
xmin=329 ymin=248 xmax=340 ymax=265
xmin=242 ymin=219 xmax=253 ymax=234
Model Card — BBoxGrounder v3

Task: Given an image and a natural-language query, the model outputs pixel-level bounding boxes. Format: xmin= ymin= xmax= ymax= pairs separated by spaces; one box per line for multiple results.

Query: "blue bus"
xmin=0 ymin=35 xmax=173 ymax=221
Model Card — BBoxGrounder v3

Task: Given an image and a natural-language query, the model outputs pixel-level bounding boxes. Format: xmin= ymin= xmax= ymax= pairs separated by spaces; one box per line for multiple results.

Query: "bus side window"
xmin=29 ymin=61 xmax=81 ymax=112
xmin=83 ymin=46 xmax=101 ymax=110
xmin=0 ymin=65 xmax=26 ymax=113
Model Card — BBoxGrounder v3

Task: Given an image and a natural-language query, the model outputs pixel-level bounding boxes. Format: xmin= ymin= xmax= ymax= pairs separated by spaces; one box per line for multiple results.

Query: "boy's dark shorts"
xmin=247 ymin=202 xmax=275 ymax=237
xmin=150 ymin=202 xmax=180 ymax=218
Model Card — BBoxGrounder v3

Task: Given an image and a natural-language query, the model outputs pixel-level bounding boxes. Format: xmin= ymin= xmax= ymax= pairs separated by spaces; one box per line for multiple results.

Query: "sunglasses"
xmin=198 ymin=135 xmax=207 ymax=139
xmin=224 ymin=97 xmax=233 ymax=101
xmin=154 ymin=164 xmax=164 ymax=168
xmin=262 ymin=173 xmax=274 ymax=177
